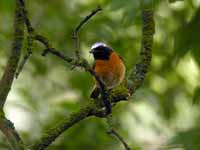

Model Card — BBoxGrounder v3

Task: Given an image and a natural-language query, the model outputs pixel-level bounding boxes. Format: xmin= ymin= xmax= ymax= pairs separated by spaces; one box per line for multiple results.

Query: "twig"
xmin=108 ymin=129 xmax=131 ymax=150
xmin=74 ymin=5 xmax=102 ymax=33
xmin=33 ymin=34 xmax=73 ymax=63
xmin=72 ymin=5 xmax=102 ymax=58
xmin=15 ymin=0 xmax=34 ymax=78
xmin=106 ymin=115 xmax=131 ymax=150
xmin=19 ymin=0 xmax=34 ymax=33
xmin=15 ymin=35 xmax=33 ymax=78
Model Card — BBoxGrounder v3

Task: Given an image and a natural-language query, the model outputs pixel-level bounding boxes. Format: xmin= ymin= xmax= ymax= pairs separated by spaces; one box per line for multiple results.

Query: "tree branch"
xmin=0 ymin=0 xmax=24 ymax=109
xmin=31 ymin=103 xmax=94 ymax=150
xmin=15 ymin=0 xmax=34 ymax=78
xmin=31 ymin=92 xmax=129 ymax=150
xmin=15 ymin=34 xmax=33 ymax=78
xmin=107 ymin=129 xmax=131 ymax=150
xmin=72 ymin=5 xmax=102 ymax=58
xmin=128 ymin=8 xmax=155 ymax=92
xmin=106 ymin=115 xmax=131 ymax=150
xmin=0 ymin=0 xmax=25 ymax=149
xmin=0 ymin=117 xmax=24 ymax=150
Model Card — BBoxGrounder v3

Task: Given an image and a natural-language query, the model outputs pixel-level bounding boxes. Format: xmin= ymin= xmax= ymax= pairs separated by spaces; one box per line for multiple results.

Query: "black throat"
xmin=93 ymin=47 xmax=112 ymax=60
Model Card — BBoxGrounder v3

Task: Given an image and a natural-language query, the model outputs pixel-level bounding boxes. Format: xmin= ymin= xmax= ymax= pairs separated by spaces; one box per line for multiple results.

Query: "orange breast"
xmin=94 ymin=52 xmax=125 ymax=88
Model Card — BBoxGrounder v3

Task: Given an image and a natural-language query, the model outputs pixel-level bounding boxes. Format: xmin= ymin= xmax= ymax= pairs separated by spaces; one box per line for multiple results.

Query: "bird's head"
xmin=90 ymin=42 xmax=113 ymax=60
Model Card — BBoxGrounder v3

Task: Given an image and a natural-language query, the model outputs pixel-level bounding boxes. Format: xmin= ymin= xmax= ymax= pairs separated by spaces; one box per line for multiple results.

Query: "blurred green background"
xmin=0 ymin=0 xmax=200 ymax=150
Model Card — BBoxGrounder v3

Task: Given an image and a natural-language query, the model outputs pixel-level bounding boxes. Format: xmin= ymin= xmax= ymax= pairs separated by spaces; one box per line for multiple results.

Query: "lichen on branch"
xmin=128 ymin=9 xmax=155 ymax=92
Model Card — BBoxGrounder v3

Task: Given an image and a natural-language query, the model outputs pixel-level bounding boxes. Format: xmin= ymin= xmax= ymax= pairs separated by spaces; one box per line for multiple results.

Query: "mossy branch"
xmin=0 ymin=0 xmax=25 ymax=149
xmin=0 ymin=117 xmax=24 ymax=150
xmin=0 ymin=0 xmax=24 ymax=109
xmin=129 ymin=9 xmax=155 ymax=92
xmin=31 ymin=92 xmax=129 ymax=150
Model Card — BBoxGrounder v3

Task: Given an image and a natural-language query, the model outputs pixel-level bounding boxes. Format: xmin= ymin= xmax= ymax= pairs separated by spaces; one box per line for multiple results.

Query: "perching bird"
xmin=90 ymin=42 xmax=126 ymax=99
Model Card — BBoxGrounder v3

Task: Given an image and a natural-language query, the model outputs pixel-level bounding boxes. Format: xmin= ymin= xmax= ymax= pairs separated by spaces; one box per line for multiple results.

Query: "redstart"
xmin=90 ymin=42 xmax=126 ymax=99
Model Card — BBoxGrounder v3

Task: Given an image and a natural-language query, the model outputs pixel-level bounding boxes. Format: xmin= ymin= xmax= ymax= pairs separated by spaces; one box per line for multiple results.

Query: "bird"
xmin=90 ymin=42 xmax=126 ymax=99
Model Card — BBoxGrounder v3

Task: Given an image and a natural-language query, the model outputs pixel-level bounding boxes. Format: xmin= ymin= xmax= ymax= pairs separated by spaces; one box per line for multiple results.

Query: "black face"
xmin=90 ymin=46 xmax=113 ymax=60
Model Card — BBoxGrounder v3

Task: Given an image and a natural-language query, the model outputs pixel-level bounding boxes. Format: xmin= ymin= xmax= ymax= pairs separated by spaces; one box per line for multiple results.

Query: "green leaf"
xmin=174 ymin=7 xmax=200 ymax=64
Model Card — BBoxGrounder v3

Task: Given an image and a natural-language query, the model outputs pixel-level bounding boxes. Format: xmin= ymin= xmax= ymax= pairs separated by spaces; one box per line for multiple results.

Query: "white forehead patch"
xmin=91 ymin=42 xmax=107 ymax=50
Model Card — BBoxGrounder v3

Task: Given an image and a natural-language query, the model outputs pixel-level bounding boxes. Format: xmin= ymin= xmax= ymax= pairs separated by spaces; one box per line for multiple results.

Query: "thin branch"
xmin=106 ymin=115 xmax=131 ymax=150
xmin=15 ymin=0 xmax=34 ymax=78
xmin=34 ymin=34 xmax=73 ymax=63
xmin=74 ymin=5 xmax=102 ymax=33
xmin=15 ymin=35 xmax=33 ymax=78
xmin=19 ymin=0 xmax=34 ymax=33
xmin=108 ymin=129 xmax=131 ymax=150
xmin=72 ymin=5 xmax=102 ymax=58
